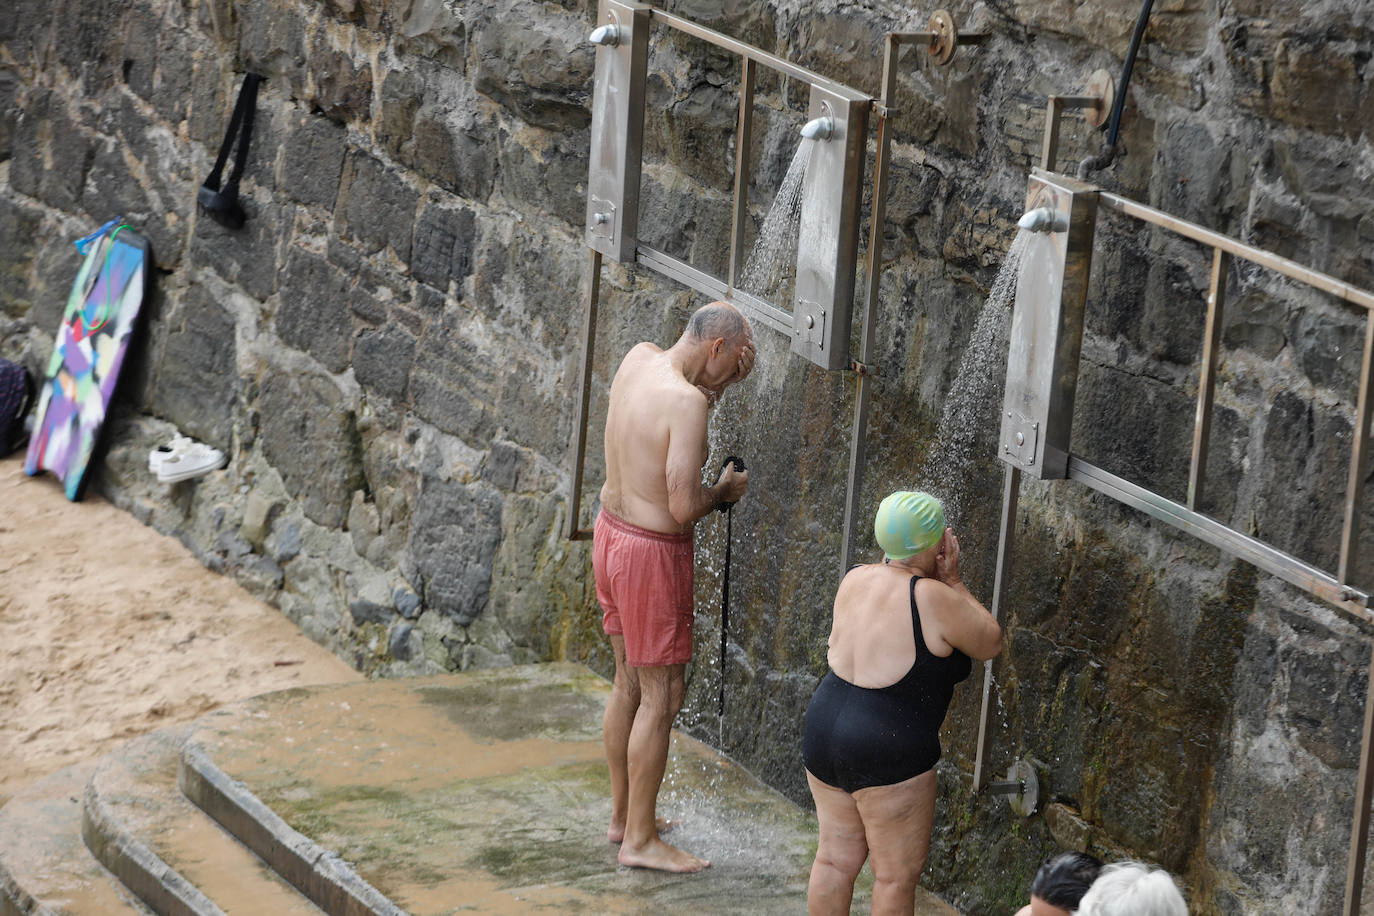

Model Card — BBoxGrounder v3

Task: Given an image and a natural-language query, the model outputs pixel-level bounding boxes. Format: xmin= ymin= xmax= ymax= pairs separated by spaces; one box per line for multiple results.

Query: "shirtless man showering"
xmin=592 ymin=301 xmax=755 ymax=872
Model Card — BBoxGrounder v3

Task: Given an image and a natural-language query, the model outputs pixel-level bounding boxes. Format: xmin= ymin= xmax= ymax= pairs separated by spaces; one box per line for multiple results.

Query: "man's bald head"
xmin=686 ymin=302 xmax=749 ymax=345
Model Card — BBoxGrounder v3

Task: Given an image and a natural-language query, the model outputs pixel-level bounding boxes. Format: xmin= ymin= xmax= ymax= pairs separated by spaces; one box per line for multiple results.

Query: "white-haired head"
xmin=1076 ymin=862 xmax=1187 ymax=916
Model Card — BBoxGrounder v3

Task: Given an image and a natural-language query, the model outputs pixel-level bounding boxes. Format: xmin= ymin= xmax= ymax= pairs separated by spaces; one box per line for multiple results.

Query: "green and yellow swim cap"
xmin=874 ymin=490 xmax=944 ymax=560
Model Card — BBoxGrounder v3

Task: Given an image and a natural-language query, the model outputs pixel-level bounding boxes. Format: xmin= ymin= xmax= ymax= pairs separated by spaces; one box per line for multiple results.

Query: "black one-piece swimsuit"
xmin=802 ymin=575 xmax=972 ymax=793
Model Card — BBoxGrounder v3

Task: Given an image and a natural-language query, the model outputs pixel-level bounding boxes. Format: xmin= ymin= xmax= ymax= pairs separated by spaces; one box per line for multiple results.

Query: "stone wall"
xmin=2 ymin=0 xmax=1373 ymax=912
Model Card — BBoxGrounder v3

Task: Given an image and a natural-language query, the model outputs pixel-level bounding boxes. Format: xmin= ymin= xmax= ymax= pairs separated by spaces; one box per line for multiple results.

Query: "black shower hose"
xmin=1078 ymin=0 xmax=1155 ymax=177
xmin=716 ymin=456 xmax=746 ymax=719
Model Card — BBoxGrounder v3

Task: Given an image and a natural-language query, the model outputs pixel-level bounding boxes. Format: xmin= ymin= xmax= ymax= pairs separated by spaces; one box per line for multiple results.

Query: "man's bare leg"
xmin=617 ymin=663 xmax=709 ymax=872
xmin=603 ymin=635 xmax=639 ymax=843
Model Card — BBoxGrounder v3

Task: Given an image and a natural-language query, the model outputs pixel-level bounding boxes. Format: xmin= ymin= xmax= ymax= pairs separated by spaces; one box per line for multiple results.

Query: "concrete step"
xmin=82 ymin=725 xmax=326 ymax=916
xmin=179 ymin=662 xmax=961 ymax=915
xmin=0 ymin=758 xmax=152 ymax=916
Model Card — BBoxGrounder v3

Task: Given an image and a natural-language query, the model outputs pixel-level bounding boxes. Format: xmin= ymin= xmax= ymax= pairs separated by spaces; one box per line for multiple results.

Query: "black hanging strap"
xmin=198 ymin=72 xmax=264 ymax=230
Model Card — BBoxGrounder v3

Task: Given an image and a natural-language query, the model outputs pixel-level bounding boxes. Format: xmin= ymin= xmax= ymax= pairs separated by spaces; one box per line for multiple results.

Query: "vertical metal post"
xmin=1188 ymin=248 xmax=1228 ymax=511
xmin=1041 ymin=96 xmax=1064 ymax=172
xmin=973 ymin=465 xmax=1021 ymax=789
xmin=1339 ymin=314 xmax=1374 ymax=584
xmin=565 ymin=250 xmax=604 ymax=541
xmin=727 ymin=58 xmax=756 ymax=291
xmin=840 ymin=33 xmax=901 ymax=574
xmin=1343 ymin=650 xmax=1374 ymax=915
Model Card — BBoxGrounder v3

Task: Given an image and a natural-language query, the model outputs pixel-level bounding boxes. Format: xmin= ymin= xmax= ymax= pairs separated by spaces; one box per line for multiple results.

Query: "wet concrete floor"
xmin=189 ymin=663 xmax=961 ymax=914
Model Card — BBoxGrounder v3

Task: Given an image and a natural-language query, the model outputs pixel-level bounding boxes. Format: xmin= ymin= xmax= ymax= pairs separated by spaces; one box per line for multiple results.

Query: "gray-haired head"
xmin=686 ymin=302 xmax=748 ymax=344
xmin=1076 ymin=862 xmax=1186 ymax=916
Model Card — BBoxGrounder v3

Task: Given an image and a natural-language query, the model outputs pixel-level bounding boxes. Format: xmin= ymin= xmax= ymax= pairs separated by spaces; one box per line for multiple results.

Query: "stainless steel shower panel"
xmin=999 ymin=170 xmax=1099 ymax=479
xmin=792 ymin=85 xmax=870 ymax=370
xmin=585 ymin=0 xmax=650 ymax=262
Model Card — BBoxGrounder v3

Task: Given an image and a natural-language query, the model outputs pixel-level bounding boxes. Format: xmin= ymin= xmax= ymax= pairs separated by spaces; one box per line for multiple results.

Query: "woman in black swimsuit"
xmin=802 ymin=491 xmax=1002 ymax=915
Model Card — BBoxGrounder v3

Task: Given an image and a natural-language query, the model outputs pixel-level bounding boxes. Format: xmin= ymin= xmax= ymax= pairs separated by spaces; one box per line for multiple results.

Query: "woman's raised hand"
xmin=934 ymin=527 xmax=961 ymax=586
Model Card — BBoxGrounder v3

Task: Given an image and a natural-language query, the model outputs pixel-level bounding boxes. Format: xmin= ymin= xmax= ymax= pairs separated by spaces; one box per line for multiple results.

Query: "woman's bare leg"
xmin=806 ymin=770 xmax=869 ymax=916
xmin=853 ymin=769 xmax=938 ymax=916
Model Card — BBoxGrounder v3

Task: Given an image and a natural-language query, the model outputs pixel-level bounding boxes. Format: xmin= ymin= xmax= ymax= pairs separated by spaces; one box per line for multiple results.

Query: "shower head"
xmin=1018 ymin=206 xmax=1068 ymax=233
xmin=800 ymin=116 xmax=833 ymax=141
xmin=588 ymin=23 xmax=620 ymax=46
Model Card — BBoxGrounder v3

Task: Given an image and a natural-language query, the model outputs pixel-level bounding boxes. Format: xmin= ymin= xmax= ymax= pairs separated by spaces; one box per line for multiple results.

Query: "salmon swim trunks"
xmin=593 ymin=508 xmax=695 ymax=667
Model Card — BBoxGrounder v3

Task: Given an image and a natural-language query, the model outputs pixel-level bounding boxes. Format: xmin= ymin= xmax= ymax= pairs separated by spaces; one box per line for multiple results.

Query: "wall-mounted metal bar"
xmin=1040 ymin=96 xmax=1065 ymax=173
xmin=727 ymin=58 xmax=756 ymax=292
xmin=1097 ymin=191 xmax=1374 ymax=312
xmin=648 ymin=7 xmax=862 ymax=98
xmin=840 ymin=33 xmax=901 ymax=573
xmin=635 ymin=243 xmax=793 ymax=335
xmin=565 ymin=249 xmax=604 ymax=542
xmin=972 ymin=464 xmax=1022 ymax=789
xmin=1188 ymin=248 xmax=1229 ymax=511
xmin=1345 ymin=651 xmax=1374 ymax=914
xmin=1067 ymin=455 xmax=1373 ymax=622
xmin=1339 ymin=316 xmax=1374 ymax=584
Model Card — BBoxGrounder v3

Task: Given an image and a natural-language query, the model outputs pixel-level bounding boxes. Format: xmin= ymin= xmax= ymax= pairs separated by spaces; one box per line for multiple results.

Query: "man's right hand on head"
xmin=735 ymin=340 xmax=756 ymax=383
xmin=716 ymin=463 xmax=749 ymax=504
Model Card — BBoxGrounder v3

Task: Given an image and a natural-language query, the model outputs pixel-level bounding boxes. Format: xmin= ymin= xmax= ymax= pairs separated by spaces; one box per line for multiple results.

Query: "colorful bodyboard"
xmin=25 ymin=222 xmax=151 ymax=500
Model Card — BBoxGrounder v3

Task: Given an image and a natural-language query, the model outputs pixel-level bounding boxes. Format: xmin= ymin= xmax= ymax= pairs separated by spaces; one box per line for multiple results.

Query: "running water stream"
xmin=739 ymin=140 xmax=813 ymax=301
xmin=915 ymin=228 xmax=1032 ymax=528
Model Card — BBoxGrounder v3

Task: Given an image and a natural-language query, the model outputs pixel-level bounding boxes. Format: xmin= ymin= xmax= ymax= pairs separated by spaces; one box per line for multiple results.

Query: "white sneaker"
xmin=157 ymin=441 xmax=226 ymax=483
xmin=148 ymin=435 xmax=193 ymax=474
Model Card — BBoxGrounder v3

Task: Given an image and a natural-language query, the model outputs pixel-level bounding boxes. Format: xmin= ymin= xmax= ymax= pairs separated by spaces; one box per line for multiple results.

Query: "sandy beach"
xmin=0 ymin=454 xmax=359 ymax=806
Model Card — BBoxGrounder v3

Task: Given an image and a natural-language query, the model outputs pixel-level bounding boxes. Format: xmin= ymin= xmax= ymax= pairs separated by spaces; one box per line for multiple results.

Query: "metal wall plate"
xmin=794 ymin=299 xmax=827 ymax=349
xmin=585 ymin=1 xmax=650 ymax=261
xmin=792 ymin=83 xmax=869 ymax=370
xmin=1002 ymin=411 xmax=1039 ymax=467
xmin=999 ymin=170 xmax=1099 ymax=479
xmin=589 ymin=198 xmax=616 ymax=240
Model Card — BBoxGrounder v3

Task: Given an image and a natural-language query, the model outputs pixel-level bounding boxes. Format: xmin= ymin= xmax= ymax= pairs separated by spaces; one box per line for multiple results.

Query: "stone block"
xmin=1155 ymin=121 xmax=1241 ymax=228
xmin=1141 ymin=256 xmax=1206 ymax=367
xmin=1222 ymin=288 xmax=1288 ymax=360
xmin=240 ymin=492 xmax=280 ymax=548
xmin=258 ymin=371 xmax=365 ymax=527
xmin=1255 ymin=391 xmax=1349 ymax=571
xmin=151 ymin=284 xmax=237 ymax=451
xmin=335 ymin=151 xmax=417 ymax=260
xmin=376 ymin=69 xmax=422 ymax=164
xmin=0 ymin=0 xmax=52 ymax=60
xmin=393 ymin=584 xmax=422 ymax=619
xmin=282 ymin=113 xmax=348 ymax=209
xmin=470 ymin=7 xmax=593 ymax=131
xmin=406 ymin=475 xmax=502 ymax=625
xmin=388 ymin=621 xmax=416 ymax=660
xmin=409 ymin=310 xmax=499 ymax=442
xmin=410 ymin=203 xmax=476 ymax=291
xmin=0 ymin=198 xmax=42 ymax=318
xmin=0 ymin=69 xmax=17 ymax=161
xmin=237 ymin=0 xmax=307 ymax=95
xmin=1289 ymin=305 xmax=1364 ymax=395
xmin=120 ymin=3 xmax=161 ymax=105
xmin=9 ymin=88 xmax=93 ymax=214
xmin=306 ymin=45 xmax=373 ymax=125
xmin=353 ymin=323 xmax=415 ymax=402
xmin=51 ymin=0 xmax=124 ymax=91
xmin=191 ymin=198 xmax=285 ymax=301
xmin=277 ymin=246 xmax=355 ymax=373
xmin=483 ymin=440 xmax=522 ymax=491
xmin=392 ymin=0 xmax=467 ymax=70
xmin=413 ymin=109 xmax=499 ymax=201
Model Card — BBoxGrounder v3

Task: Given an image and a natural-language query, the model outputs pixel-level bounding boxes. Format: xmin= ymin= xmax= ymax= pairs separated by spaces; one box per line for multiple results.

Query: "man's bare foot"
xmin=618 ymin=836 xmax=710 ymax=873
xmin=607 ymin=817 xmax=680 ymax=844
